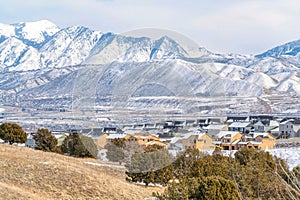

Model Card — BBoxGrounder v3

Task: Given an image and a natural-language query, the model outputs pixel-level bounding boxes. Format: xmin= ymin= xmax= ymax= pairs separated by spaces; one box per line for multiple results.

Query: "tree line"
xmin=105 ymin=138 xmax=300 ymax=199
xmin=0 ymin=122 xmax=97 ymax=158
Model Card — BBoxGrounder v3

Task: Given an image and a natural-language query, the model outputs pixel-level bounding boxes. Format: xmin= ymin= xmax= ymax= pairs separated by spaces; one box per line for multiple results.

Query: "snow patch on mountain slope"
xmin=40 ymin=25 xmax=102 ymax=68
xmin=0 ymin=23 xmax=15 ymax=38
xmin=273 ymin=72 xmax=300 ymax=94
xmin=246 ymin=72 xmax=278 ymax=88
xmin=248 ymin=57 xmax=299 ymax=75
xmin=13 ymin=20 xmax=60 ymax=44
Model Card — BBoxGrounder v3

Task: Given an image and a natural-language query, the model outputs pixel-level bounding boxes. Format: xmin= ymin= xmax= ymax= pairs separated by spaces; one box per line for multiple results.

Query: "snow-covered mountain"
xmin=0 ymin=20 xmax=299 ymax=113
xmin=256 ymin=39 xmax=300 ymax=58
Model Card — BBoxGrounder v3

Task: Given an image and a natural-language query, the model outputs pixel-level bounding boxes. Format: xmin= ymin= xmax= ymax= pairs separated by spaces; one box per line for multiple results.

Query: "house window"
xmin=204 ymin=140 xmax=206 ymax=144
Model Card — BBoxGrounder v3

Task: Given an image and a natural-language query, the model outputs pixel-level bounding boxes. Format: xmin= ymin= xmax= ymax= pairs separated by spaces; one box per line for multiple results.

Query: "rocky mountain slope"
xmin=0 ymin=20 xmax=299 ymax=113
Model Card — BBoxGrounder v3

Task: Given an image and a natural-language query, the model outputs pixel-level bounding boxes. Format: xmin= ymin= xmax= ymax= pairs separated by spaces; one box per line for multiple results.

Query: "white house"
xmin=25 ymin=134 xmax=35 ymax=149
xmin=279 ymin=120 xmax=295 ymax=138
xmin=228 ymin=122 xmax=252 ymax=134
xmin=253 ymin=121 xmax=265 ymax=132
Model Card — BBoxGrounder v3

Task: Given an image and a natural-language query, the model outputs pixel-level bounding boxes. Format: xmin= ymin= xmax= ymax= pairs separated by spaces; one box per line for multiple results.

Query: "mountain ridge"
xmin=0 ymin=20 xmax=299 ymax=113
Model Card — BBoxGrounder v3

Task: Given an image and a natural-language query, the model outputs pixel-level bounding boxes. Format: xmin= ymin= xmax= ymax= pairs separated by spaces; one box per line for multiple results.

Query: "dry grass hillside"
xmin=0 ymin=144 xmax=163 ymax=200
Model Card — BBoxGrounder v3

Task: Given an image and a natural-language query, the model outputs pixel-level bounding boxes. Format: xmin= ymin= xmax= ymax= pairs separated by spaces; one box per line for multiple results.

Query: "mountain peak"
xmin=256 ymin=39 xmax=300 ymax=58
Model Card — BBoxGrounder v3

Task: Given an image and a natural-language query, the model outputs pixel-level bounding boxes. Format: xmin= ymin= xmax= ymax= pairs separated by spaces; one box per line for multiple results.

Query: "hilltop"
xmin=0 ymin=144 xmax=162 ymax=199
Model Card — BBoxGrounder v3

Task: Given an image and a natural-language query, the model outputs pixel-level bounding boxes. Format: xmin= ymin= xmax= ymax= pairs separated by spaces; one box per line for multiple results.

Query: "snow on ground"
xmin=84 ymin=161 xmax=125 ymax=170
xmin=217 ymin=148 xmax=300 ymax=170
xmin=267 ymin=147 xmax=300 ymax=170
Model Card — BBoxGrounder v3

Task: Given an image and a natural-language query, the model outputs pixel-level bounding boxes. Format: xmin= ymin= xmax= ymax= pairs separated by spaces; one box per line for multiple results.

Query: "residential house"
xmin=278 ymin=120 xmax=295 ymax=138
xmin=294 ymin=125 xmax=300 ymax=137
xmin=203 ymin=124 xmax=228 ymax=138
xmin=168 ymin=137 xmax=183 ymax=151
xmin=226 ymin=116 xmax=248 ymax=122
xmin=237 ymin=133 xmax=276 ymax=150
xmin=265 ymin=120 xmax=279 ymax=136
xmin=25 ymin=134 xmax=35 ymax=149
xmin=213 ymin=131 xmax=243 ymax=150
xmin=127 ymin=132 xmax=161 ymax=146
xmin=228 ymin=122 xmax=253 ymax=134
xmin=94 ymin=133 xmax=109 ymax=149
xmin=181 ymin=132 xmax=214 ymax=150
xmin=106 ymin=134 xmax=129 ymax=143
xmin=253 ymin=121 xmax=266 ymax=132
xmin=55 ymin=133 xmax=69 ymax=146
xmin=106 ymin=132 xmax=166 ymax=148
xmin=184 ymin=119 xmax=197 ymax=128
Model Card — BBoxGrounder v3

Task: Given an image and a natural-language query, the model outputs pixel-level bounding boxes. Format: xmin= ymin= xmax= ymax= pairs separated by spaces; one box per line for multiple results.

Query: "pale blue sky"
xmin=1 ymin=0 xmax=300 ymax=54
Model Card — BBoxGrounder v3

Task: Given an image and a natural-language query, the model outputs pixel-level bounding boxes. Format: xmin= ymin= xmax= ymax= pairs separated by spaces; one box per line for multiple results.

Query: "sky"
xmin=1 ymin=0 xmax=300 ymax=54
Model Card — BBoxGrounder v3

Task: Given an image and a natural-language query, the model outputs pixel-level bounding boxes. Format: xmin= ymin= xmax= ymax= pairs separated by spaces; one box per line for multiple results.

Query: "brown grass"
xmin=0 ymin=144 xmax=163 ymax=200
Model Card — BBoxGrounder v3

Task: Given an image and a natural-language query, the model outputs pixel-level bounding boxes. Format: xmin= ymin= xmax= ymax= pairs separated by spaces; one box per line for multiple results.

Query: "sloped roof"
xmin=182 ymin=132 xmax=206 ymax=140
xmin=106 ymin=134 xmax=127 ymax=139
xmin=232 ymin=139 xmax=241 ymax=145
xmin=204 ymin=124 xmax=227 ymax=130
xmin=280 ymin=119 xmax=294 ymax=125
xmin=169 ymin=137 xmax=182 ymax=144
xmin=254 ymin=121 xmax=265 ymax=126
xmin=216 ymin=131 xmax=241 ymax=139
xmin=269 ymin=120 xmax=279 ymax=127
xmin=228 ymin=122 xmax=251 ymax=128
xmin=252 ymin=132 xmax=273 ymax=139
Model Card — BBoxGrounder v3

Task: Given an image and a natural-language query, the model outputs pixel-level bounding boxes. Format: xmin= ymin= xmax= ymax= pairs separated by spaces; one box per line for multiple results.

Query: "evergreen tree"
xmin=105 ymin=141 xmax=125 ymax=164
xmin=61 ymin=132 xmax=97 ymax=158
xmin=154 ymin=148 xmax=300 ymax=200
xmin=33 ymin=128 xmax=58 ymax=152
xmin=155 ymin=176 xmax=240 ymax=200
xmin=126 ymin=146 xmax=174 ymax=186
xmin=0 ymin=122 xmax=27 ymax=145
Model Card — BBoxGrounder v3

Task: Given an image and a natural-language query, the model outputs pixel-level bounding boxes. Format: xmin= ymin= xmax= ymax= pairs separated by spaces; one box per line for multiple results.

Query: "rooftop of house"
xmin=27 ymin=134 xmax=34 ymax=140
xmin=106 ymin=134 xmax=127 ymax=140
xmin=254 ymin=121 xmax=265 ymax=126
xmin=204 ymin=124 xmax=227 ymax=130
xmin=280 ymin=119 xmax=294 ymax=125
xmin=228 ymin=122 xmax=251 ymax=128
xmin=216 ymin=131 xmax=241 ymax=139
xmin=269 ymin=120 xmax=279 ymax=127
xmin=252 ymin=132 xmax=273 ymax=139
xmin=294 ymin=125 xmax=300 ymax=132
xmin=232 ymin=139 xmax=241 ymax=145
xmin=169 ymin=137 xmax=182 ymax=144
xmin=182 ymin=131 xmax=206 ymax=140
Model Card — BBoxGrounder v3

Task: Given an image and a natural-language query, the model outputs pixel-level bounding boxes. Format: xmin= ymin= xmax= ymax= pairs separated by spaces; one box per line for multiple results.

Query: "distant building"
xmin=213 ymin=131 xmax=276 ymax=150
xmin=25 ymin=134 xmax=35 ymax=149
xmin=278 ymin=120 xmax=295 ymax=138
xmin=228 ymin=122 xmax=253 ymax=134
xmin=253 ymin=121 xmax=266 ymax=132
xmin=105 ymin=132 xmax=167 ymax=149
xmin=203 ymin=124 xmax=228 ymax=138
xmin=181 ymin=132 xmax=214 ymax=151
xmin=168 ymin=137 xmax=183 ymax=151
xmin=238 ymin=133 xmax=276 ymax=150
xmin=213 ymin=131 xmax=243 ymax=150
